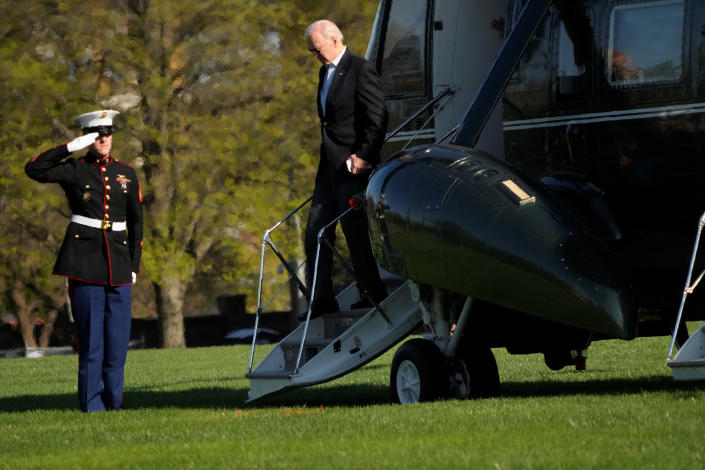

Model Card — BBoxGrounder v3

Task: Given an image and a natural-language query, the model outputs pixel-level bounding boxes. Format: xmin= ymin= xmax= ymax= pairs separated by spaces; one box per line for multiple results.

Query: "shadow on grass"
xmin=500 ymin=375 xmax=705 ymax=399
xmin=0 ymin=383 xmax=390 ymax=412
xmin=0 ymin=388 xmax=250 ymax=413
xmin=3 ymin=376 xmax=703 ymax=412
xmin=251 ymin=383 xmax=391 ymax=408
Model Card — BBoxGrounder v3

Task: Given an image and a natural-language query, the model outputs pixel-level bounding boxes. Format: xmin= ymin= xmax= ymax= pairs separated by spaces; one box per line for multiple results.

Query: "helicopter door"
xmin=432 ymin=0 xmax=509 ymax=159
xmin=370 ymin=0 xmax=433 ymax=159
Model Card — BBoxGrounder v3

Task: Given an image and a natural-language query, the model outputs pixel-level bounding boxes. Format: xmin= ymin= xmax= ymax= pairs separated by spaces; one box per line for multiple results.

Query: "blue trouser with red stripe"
xmin=69 ymin=280 xmax=132 ymax=412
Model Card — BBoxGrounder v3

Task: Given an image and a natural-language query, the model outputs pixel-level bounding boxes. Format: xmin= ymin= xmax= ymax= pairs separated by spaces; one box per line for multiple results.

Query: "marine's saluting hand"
xmin=66 ymin=132 xmax=99 ymax=153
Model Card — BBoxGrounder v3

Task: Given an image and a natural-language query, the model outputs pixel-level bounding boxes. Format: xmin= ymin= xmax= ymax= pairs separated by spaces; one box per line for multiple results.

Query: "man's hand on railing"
xmin=346 ymin=154 xmax=371 ymax=175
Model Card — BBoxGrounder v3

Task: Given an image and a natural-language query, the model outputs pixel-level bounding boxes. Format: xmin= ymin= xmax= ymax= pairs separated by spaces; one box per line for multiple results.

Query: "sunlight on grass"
xmin=1 ymin=330 xmax=704 ymax=469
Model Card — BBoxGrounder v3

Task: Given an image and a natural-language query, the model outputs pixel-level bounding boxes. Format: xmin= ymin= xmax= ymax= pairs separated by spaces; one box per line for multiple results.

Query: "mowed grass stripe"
xmin=1 ymin=329 xmax=704 ymax=469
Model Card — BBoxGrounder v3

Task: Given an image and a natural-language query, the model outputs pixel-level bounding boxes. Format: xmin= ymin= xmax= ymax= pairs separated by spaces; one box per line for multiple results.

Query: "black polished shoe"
xmin=297 ymin=298 xmax=339 ymax=322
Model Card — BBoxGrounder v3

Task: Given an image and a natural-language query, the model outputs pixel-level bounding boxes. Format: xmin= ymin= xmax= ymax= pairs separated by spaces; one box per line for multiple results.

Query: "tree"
xmin=0 ymin=1 xmax=87 ymax=351
xmin=112 ymin=0 xmax=328 ymax=346
xmin=0 ymin=0 xmax=381 ymax=348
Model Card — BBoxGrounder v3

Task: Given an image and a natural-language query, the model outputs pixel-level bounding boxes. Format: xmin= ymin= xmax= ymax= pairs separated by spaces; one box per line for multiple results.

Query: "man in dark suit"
xmin=26 ymin=110 xmax=143 ymax=412
xmin=302 ymin=19 xmax=389 ymax=318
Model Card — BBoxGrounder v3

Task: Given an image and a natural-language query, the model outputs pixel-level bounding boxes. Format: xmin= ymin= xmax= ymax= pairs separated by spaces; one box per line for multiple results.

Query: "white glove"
xmin=66 ymin=132 xmax=99 ymax=152
xmin=132 ymin=272 xmax=137 ymax=283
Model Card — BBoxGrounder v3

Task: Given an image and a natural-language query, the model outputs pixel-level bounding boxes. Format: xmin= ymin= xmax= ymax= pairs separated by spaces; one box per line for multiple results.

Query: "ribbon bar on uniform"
xmin=71 ymin=214 xmax=127 ymax=231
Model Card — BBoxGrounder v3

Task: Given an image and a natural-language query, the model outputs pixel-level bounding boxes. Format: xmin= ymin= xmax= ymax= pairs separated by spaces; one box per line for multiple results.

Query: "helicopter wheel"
xmin=449 ymin=344 xmax=500 ymax=399
xmin=390 ymin=338 xmax=449 ymax=404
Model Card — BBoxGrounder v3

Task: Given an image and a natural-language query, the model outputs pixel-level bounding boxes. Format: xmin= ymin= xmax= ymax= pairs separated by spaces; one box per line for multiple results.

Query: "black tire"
xmin=390 ymin=338 xmax=449 ymax=404
xmin=450 ymin=344 xmax=500 ymax=399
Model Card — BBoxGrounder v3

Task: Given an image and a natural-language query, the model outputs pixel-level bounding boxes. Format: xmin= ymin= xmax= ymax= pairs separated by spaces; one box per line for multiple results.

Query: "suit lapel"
xmin=317 ymin=65 xmax=326 ymax=119
xmin=324 ymin=49 xmax=351 ymax=112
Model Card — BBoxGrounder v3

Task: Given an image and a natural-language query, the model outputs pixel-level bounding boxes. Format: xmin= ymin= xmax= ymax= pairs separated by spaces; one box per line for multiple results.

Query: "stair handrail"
xmin=667 ymin=211 xmax=705 ymax=362
xmin=249 ymin=196 xmax=312 ymax=373
xmin=295 ymin=195 xmax=391 ymax=373
xmin=384 ymin=86 xmax=455 ymax=144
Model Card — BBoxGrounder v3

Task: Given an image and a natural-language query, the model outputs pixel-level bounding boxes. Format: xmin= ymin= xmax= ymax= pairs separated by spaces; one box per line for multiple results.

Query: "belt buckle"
xmin=101 ymin=220 xmax=112 ymax=231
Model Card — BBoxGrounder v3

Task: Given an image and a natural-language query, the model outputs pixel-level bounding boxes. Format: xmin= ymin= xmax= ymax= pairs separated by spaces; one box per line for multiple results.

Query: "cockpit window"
xmin=558 ymin=22 xmax=584 ymax=81
xmin=379 ymin=0 xmax=428 ymax=97
xmin=607 ymin=0 xmax=685 ymax=88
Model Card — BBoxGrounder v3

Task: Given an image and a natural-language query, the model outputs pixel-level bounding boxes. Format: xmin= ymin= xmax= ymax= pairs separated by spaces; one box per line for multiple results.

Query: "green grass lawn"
xmin=1 ymin=328 xmax=704 ymax=469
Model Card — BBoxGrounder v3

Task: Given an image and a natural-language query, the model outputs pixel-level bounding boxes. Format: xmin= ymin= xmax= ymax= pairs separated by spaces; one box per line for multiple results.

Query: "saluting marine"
xmin=25 ymin=110 xmax=143 ymax=412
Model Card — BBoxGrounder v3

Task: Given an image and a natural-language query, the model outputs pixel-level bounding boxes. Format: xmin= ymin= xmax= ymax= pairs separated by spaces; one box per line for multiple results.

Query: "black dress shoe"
xmin=297 ymin=298 xmax=339 ymax=322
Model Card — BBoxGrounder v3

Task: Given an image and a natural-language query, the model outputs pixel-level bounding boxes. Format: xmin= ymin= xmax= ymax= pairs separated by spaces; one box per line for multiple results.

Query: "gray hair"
xmin=305 ymin=19 xmax=344 ymax=43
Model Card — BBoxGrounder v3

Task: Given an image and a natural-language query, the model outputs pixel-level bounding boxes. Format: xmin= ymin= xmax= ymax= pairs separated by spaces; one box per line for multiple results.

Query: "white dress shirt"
xmin=320 ymin=46 xmax=346 ymax=116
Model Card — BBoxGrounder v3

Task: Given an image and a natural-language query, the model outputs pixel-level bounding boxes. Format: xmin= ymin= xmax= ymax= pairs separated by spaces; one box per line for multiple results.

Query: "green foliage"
xmin=0 ymin=0 xmax=381 ymax=327
xmin=1 ymin=332 xmax=705 ymax=469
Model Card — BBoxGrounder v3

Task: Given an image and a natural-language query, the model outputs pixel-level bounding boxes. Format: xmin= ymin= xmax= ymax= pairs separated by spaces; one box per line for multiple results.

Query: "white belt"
xmin=71 ymin=214 xmax=126 ymax=231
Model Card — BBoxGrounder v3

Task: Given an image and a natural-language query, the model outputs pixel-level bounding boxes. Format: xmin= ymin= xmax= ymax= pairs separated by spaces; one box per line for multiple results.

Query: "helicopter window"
xmin=607 ymin=0 xmax=685 ymax=88
xmin=558 ymin=22 xmax=582 ymax=79
xmin=379 ymin=0 xmax=428 ymax=97
xmin=557 ymin=21 xmax=587 ymax=95
xmin=504 ymin=13 xmax=551 ymax=119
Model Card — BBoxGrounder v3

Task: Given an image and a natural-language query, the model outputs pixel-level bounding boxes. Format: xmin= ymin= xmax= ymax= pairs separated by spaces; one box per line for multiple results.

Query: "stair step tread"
xmin=280 ymin=338 xmax=332 ymax=347
xmin=669 ymin=358 xmax=705 ymax=367
xmin=302 ymin=308 xmax=367 ymax=319
xmin=246 ymin=370 xmax=295 ymax=379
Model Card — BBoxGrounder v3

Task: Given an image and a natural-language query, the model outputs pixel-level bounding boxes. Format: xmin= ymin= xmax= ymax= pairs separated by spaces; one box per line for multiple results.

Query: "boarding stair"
xmin=245 ymin=196 xmax=422 ymax=404
xmin=667 ymin=212 xmax=705 ymax=381
xmin=246 ymin=280 xmax=422 ymax=403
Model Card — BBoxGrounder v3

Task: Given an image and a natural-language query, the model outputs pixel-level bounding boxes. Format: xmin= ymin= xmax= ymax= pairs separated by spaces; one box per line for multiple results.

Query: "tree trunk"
xmin=11 ymin=284 xmax=40 ymax=349
xmin=154 ymin=278 xmax=187 ymax=348
xmin=38 ymin=309 xmax=58 ymax=348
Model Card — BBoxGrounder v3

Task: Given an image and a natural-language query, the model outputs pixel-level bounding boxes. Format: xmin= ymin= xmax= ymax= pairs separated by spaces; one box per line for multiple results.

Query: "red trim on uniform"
xmin=100 ymin=159 xmax=113 ymax=284
xmin=30 ymin=144 xmax=67 ymax=162
xmin=104 ymin=231 xmax=113 ymax=284
xmin=102 ymin=164 xmax=108 ymax=217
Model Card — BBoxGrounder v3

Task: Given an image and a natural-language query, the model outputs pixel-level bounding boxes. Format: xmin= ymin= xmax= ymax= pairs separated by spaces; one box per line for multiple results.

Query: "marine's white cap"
xmin=74 ymin=110 xmax=120 ymax=135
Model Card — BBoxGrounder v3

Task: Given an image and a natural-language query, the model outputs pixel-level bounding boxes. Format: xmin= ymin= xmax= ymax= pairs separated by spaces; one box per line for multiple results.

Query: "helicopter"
xmin=246 ymin=0 xmax=705 ymax=404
